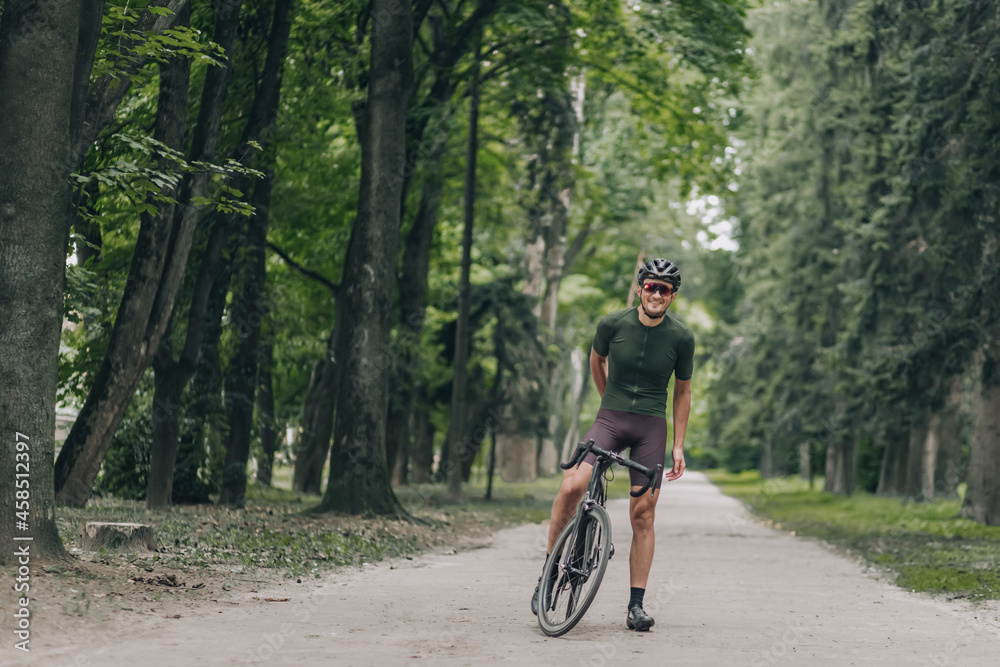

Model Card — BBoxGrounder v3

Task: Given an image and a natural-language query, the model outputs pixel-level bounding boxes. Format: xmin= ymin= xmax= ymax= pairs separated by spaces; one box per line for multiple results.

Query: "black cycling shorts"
xmin=580 ymin=408 xmax=667 ymax=490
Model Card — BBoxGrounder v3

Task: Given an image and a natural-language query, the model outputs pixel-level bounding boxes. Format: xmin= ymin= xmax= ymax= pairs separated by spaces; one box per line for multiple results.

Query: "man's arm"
xmin=665 ymin=379 xmax=691 ymax=481
xmin=590 ymin=347 xmax=608 ymax=397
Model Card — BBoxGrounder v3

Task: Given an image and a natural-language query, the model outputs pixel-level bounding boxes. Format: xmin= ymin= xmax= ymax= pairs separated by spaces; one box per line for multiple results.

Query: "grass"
xmin=706 ymin=470 xmax=1000 ymax=602
xmin=55 ymin=463 xmax=641 ymax=581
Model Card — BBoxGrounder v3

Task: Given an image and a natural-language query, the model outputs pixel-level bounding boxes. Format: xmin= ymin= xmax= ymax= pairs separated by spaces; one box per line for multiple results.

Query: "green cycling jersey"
xmin=592 ymin=307 xmax=695 ymax=418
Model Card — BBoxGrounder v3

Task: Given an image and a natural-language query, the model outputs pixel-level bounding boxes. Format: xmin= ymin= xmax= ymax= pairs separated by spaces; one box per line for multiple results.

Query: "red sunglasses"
xmin=641 ymin=282 xmax=674 ymax=296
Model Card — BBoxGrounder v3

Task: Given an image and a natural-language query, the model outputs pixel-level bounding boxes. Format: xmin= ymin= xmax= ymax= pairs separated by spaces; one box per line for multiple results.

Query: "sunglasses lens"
xmin=643 ymin=283 xmax=672 ymax=296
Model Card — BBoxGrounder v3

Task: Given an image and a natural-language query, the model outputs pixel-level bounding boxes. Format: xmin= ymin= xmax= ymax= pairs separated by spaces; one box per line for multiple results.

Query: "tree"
xmin=217 ymin=0 xmax=294 ymax=508
xmin=319 ymin=0 xmax=413 ymax=515
xmin=0 ymin=0 xmax=86 ymax=564
xmin=55 ymin=0 xmax=246 ymax=507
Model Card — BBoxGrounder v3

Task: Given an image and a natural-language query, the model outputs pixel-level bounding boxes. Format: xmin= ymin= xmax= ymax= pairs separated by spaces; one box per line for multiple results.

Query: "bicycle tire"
xmin=537 ymin=503 xmax=612 ymax=637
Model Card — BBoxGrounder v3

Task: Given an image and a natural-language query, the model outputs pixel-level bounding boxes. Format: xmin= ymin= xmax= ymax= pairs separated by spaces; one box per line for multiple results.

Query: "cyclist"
xmin=531 ymin=258 xmax=694 ymax=632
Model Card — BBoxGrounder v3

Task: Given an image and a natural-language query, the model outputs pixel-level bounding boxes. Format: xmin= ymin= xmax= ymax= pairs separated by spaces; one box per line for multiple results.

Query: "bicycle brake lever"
xmin=650 ymin=464 xmax=663 ymax=496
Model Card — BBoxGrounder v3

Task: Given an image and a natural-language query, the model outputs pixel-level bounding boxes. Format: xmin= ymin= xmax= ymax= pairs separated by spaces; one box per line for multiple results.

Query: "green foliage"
xmin=705 ymin=0 xmax=1000 ymax=485
xmin=94 ymin=1 xmax=226 ymax=84
xmin=95 ymin=376 xmax=154 ymax=501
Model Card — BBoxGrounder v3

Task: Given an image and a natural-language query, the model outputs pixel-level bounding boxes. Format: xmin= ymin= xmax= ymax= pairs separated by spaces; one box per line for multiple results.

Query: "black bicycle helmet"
xmin=637 ymin=258 xmax=681 ymax=289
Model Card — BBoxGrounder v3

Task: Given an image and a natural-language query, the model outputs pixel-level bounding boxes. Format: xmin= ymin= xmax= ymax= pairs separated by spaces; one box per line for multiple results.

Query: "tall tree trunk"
xmin=560 ymin=347 xmax=589 ymax=462
xmin=537 ymin=366 xmax=562 ymax=477
xmin=172 ymin=239 xmax=233 ymax=503
xmin=903 ymin=417 xmax=929 ymax=499
xmin=148 ymin=318 xmax=186 ymax=509
xmin=446 ymin=80 xmax=480 ymax=503
xmin=218 ymin=174 xmax=272 ymax=507
xmin=877 ymin=419 xmax=909 ymax=496
xmin=54 ymin=0 xmax=243 ymax=507
xmin=961 ymin=343 xmax=1000 ymax=525
xmin=0 ymin=0 xmax=84 ymax=565
xmin=388 ymin=141 xmax=449 ymax=486
xmin=934 ymin=374 xmax=963 ymax=498
xmin=292 ymin=330 xmax=338 ymax=494
xmin=919 ymin=415 xmax=940 ymax=502
xmin=823 ymin=438 xmax=854 ymax=494
xmin=217 ymin=0 xmax=293 ymax=506
xmin=320 ymin=0 xmax=413 ymax=515
xmin=146 ymin=213 xmax=229 ymax=508
xmin=255 ymin=340 xmax=277 ymax=487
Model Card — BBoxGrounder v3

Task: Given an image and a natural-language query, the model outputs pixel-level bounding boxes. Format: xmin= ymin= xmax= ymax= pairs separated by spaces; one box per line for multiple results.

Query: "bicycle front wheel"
xmin=537 ymin=503 xmax=612 ymax=637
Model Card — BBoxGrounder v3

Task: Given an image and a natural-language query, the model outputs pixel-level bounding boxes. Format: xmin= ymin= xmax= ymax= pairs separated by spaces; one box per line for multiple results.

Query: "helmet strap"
xmin=640 ymin=301 xmax=666 ymax=320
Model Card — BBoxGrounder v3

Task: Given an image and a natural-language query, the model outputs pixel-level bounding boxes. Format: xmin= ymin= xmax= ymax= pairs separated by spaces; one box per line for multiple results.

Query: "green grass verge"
xmin=56 ymin=464 xmax=638 ymax=581
xmin=706 ymin=470 xmax=1000 ymax=602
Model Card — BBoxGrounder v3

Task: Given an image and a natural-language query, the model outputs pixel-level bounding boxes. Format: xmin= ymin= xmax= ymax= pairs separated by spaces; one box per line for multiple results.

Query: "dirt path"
xmin=7 ymin=472 xmax=1000 ymax=666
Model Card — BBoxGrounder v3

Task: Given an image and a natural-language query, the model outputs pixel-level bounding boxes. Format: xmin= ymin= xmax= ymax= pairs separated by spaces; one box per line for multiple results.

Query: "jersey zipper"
xmin=632 ymin=326 xmax=648 ymax=411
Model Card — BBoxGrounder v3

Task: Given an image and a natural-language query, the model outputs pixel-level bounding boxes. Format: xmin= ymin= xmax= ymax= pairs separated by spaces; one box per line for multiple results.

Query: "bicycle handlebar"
xmin=560 ymin=439 xmax=662 ymax=497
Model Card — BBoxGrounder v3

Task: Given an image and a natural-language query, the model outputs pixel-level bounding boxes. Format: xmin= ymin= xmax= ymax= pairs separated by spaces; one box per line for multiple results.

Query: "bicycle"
xmin=536 ymin=439 xmax=661 ymax=637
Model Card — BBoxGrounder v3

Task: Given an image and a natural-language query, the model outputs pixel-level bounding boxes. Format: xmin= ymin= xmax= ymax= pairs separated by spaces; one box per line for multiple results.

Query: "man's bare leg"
xmin=628 ymin=487 xmax=659 ymax=587
xmin=545 ymin=462 xmax=593 ymax=552
xmin=532 ymin=463 xmax=592 ymax=614
xmin=626 ymin=487 xmax=659 ymax=630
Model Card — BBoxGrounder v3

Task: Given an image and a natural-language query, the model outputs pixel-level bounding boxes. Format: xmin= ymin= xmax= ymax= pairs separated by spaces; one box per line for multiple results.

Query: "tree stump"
xmin=82 ymin=522 xmax=156 ymax=553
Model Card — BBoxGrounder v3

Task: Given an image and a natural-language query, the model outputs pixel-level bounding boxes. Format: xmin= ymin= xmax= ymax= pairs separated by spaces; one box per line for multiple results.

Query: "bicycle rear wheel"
xmin=537 ymin=503 xmax=612 ymax=637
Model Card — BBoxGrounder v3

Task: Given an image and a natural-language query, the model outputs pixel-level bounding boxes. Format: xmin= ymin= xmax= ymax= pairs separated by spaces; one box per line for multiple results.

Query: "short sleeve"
xmin=592 ymin=316 xmax=613 ymax=357
xmin=674 ymin=329 xmax=695 ymax=381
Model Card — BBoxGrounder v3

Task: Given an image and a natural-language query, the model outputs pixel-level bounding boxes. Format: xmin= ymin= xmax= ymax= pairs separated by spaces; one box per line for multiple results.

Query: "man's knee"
xmin=630 ymin=500 xmax=656 ymax=533
xmin=558 ymin=467 xmax=589 ymax=498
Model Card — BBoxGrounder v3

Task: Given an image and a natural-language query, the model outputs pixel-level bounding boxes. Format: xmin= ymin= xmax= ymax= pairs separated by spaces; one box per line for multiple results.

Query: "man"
xmin=531 ymin=258 xmax=694 ymax=631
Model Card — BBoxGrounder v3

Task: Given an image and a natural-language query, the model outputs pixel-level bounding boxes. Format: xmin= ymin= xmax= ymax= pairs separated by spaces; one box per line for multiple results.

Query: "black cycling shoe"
xmin=626 ymin=603 xmax=655 ymax=631
xmin=531 ymin=569 xmax=558 ymax=616
xmin=531 ymin=576 xmax=542 ymax=615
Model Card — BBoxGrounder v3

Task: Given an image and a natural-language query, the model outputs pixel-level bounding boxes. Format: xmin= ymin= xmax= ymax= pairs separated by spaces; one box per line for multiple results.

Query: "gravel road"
xmin=10 ymin=472 xmax=1000 ymax=666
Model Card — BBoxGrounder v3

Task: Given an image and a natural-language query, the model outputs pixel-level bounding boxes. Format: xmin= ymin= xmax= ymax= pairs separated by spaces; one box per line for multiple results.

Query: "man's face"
xmin=638 ymin=278 xmax=676 ymax=316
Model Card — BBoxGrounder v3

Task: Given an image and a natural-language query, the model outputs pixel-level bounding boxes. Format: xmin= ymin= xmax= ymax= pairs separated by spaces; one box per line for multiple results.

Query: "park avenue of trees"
xmin=1 ymin=0 xmax=998 ymax=570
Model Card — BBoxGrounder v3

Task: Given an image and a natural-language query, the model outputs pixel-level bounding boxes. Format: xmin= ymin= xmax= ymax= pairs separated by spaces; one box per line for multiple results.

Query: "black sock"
xmin=629 ymin=587 xmax=645 ymax=611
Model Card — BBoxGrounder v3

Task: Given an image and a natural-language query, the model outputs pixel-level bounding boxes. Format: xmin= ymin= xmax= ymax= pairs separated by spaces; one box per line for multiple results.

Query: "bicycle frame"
xmin=554 ymin=440 xmax=659 ymax=583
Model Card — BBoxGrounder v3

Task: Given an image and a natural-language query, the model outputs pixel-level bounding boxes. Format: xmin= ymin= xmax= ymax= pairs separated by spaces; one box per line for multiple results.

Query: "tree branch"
xmin=267 ymin=241 xmax=340 ymax=296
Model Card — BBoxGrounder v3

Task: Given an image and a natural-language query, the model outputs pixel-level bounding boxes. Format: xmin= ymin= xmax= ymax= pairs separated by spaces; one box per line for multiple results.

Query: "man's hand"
xmin=664 ymin=446 xmax=685 ymax=481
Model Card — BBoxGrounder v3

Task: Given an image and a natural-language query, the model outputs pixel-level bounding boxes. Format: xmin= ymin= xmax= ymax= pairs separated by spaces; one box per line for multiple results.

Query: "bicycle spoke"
xmin=537 ymin=505 xmax=613 ymax=637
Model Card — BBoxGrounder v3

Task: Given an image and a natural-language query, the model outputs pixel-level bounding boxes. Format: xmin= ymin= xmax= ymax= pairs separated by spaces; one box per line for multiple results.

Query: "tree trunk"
xmin=146 ymin=213 xmax=229 ymax=508
xmin=537 ymin=363 xmax=562 ymax=476
xmin=410 ymin=408 xmax=435 ymax=484
xmin=446 ymin=78 xmax=480 ymax=503
xmin=903 ymin=417 xmax=929 ymax=500
xmin=877 ymin=419 xmax=909 ymax=496
xmin=560 ymin=347 xmax=588 ymax=462
xmin=824 ymin=439 xmax=854 ymax=494
xmin=256 ymin=340 xmax=277 ymax=487
xmin=760 ymin=439 xmax=776 ymax=478
xmin=147 ymin=320 xmax=185 ymax=509
xmin=919 ymin=414 xmax=940 ymax=502
xmin=0 ymin=0 xmax=84 ymax=565
xmin=292 ymin=328 xmax=338 ymax=494
xmin=961 ymin=344 xmax=1000 ymax=524
xmin=217 ymin=0 xmax=292 ymax=506
xmin=935 ymin=374 xmax=963 ymax=498
xmin=218 ymin=174 xmax=272 ymax=507
xmin=172 ymin=239 xmax=233 ymax=504
xmin=319 ymin=0 xmax=413 ymax=515
xmin=499 ymin=432 xmax=538 ymax=483
xmin=522 ymin=218 xmax=546 ymax=310
xmin=798 ymin=441 xmax=811 ymax=482
xmin=54 ymin=0 xmax=243 ymax=508
xmin=75 ymin=0 xmax=190 ymax=166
